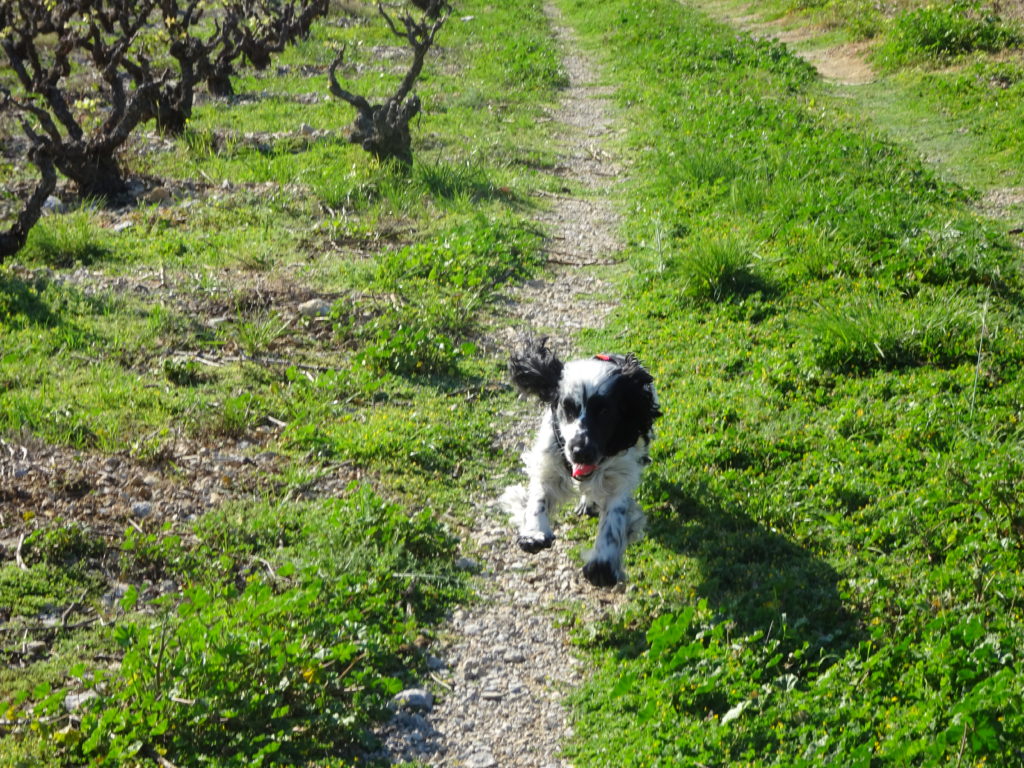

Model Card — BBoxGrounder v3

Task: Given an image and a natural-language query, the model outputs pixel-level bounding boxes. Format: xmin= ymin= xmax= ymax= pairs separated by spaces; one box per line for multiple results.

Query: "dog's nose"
xmin=569 ymin=438 xmax=596 ymax=465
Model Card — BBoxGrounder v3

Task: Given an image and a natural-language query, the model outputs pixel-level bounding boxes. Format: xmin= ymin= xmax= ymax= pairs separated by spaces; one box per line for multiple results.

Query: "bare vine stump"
xmin=328 ymin=1 xmax=448 ymax=166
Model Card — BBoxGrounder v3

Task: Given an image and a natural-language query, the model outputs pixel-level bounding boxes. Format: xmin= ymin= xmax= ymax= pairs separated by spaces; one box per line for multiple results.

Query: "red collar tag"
xmin=594 ymin=354 xmax=613 ymax=362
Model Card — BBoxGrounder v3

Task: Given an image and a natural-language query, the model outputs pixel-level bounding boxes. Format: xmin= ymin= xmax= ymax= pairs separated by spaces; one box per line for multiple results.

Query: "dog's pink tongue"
xmin=572 ymin=463 xmax=598 ymax=479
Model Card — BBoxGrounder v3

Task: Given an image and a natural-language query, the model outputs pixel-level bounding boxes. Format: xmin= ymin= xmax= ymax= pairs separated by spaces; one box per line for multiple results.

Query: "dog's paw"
xmin=582 ymin=559 xmax=622 ymax=587
xmin=573 ymin=500 xmax=599 ymax=518
xmin=517 ymin=531 xmax=555 ymax=553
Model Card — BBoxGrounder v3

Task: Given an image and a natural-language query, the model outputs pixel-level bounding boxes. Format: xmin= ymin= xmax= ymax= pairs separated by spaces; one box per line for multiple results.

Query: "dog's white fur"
xmin=500 ymin=347 xmax=659 ymax=586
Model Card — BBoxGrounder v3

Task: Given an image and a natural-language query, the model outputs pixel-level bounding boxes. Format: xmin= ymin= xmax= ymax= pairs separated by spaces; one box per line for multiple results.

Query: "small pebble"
xmin=389 ymin=688 xmax=433 ymax=713
xmin=145 ymin=186 xmax=172 ymax=204
xmin=297 ymin=298 xmax=332 ymax=317
xmin=464 ymin=751 xmax=497 ymax=768
xmin=43 ymin=195 xmax=66 ymax=213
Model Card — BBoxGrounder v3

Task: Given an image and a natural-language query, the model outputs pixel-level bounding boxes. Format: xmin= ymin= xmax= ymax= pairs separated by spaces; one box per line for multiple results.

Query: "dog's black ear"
xmin=509 ymin=337 xmax=564 ymax=404
xmin=607 ymin=355 xmax=661 ymax=454
xmin=622 ymin=355 xmax=661 ymax=427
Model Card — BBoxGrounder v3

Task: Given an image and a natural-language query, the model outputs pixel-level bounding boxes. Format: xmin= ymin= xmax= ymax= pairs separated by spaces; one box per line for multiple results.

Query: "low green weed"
xmin=162 ymin=357 xmax=207 ymax=386
xmin=0 ymin=561 xmax=106 ymax=618
xmin=208 ymin=392 xmax=258 ymax=439
xmin=20 ymin=522 xmax=106 ymax=568
xmin=805 ymin=289 xmax=981 ymax=373
xmin=334 ymin=216 xmax=542 ymax=376
xmin=232 ymin=312 xmax=291 ymax=358
xmin=15 ymin=489 xmax=465 ymax=767
xmin=0 ymin=272 xmax=59 ymax=330
xmin=876 ymin=1 xmax=1023 ymax=70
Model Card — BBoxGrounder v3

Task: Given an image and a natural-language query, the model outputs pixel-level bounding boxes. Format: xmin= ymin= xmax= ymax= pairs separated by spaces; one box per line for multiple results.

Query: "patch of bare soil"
xmin=979 ymin=186 xmax=1024 ymax=247
xmin=979 ymin=186 xmax=1024 ymax=220
xmin=0 ymin=432 xmax=276 ymax=538
xmin=694 ymin=0 xmax=876 ymax=85
xmin=0 ymin=430 xmax=362 ymax=558
xmin=801 ymin=41 xmax=876 ymax=85
xmin=369 ymin=4 xmax=630 ymax=767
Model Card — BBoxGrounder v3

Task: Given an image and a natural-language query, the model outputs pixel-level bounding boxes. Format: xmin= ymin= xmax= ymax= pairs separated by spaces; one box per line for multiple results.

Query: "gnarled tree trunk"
xmin=328 ymin=0 xmax=448 ymax=167
xmin=52 ymin=144 xmax=130 ymax=199
xmin=2 ymin=0 xmax=161 ymax=199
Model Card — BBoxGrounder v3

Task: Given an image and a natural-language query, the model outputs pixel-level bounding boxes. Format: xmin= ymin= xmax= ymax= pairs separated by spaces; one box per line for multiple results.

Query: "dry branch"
xmin=0 ymin=91 xmax=57 ymax=260
xmin=207 ymin=0 xmax=331 ymax=96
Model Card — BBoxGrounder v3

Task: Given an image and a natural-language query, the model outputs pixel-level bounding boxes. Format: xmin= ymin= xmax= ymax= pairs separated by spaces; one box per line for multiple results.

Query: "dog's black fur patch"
xmin=582 ymin=559 xmax=619 ymax=588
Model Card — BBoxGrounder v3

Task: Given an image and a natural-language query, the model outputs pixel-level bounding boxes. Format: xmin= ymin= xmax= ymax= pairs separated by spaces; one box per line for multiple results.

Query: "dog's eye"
xmin=562 ymin=398 xmax=580 ymax=419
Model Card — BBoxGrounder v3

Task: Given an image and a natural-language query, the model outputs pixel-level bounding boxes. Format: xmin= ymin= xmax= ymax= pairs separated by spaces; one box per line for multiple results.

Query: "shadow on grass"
xmin=642 ymin=474 xmax=863 ymax=659
xmin=0 ymin=272 xmax=61 ymax=328
xmin=416 ymin=160 xmax=522 ymax=205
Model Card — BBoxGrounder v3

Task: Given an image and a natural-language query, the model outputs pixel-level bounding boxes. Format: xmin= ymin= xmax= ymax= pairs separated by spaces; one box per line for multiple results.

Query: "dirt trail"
xmin=370 ymin=4 xmax=629 ymax=766
xmin=692 ymin=0 xmax=875 ymax=85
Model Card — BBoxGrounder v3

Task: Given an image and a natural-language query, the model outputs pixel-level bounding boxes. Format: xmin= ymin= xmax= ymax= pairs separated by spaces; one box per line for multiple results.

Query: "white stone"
xmin=464 ymin=751 xmax=496 ymax=768
xmin=389 ymin=688 xmax=433 ymax=712
xmin=297 ymin=298 xmax=331 ymax=317
xmin=64 ymin=690 xmax=99 ymax=712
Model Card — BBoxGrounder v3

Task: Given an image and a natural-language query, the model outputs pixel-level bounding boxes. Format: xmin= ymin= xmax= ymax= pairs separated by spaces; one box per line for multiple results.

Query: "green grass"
xmin=0 ymin=0 xmax=561 ymax=764
xmin=8 ymin=491 xmax=466 ymax=767
xmin=4 ymin=0 xmax=1024 ymax=765
xmin=689 ymin=0 xmax=1024 ymax=194
xmin=841 ymin=68 xmax=1024 ymax=190
xmin=874 ymin=2 xmax=1023 ymax=70
xmin=558 ymin=0 xmax=1024 ymax=764
xmin=19 ymin=206 xmax=112 ymax=268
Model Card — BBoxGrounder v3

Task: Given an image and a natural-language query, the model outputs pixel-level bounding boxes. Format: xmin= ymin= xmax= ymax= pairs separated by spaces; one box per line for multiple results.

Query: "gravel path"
xmin=370 ymin=5 xmax=630 ymax=766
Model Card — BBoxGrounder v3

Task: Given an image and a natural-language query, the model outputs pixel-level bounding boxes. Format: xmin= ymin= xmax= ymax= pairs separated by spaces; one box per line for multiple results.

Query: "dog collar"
xmin=594 ymin=353 xmax=626 ymax=365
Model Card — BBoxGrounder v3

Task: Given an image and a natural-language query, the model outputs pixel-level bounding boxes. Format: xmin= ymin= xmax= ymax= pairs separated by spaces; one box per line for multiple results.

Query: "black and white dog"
xmin=500 ymin=338 xmax=661 ymax=587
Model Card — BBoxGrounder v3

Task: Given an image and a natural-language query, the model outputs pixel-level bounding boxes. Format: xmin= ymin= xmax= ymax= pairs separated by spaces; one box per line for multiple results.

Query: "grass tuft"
xmin=876 ymin=2 xmax=1023 ymax=70
xmin=20 ymin=207 xmax=110 ymax=268
xmin=805 ymin=290 xmax=980 ymax=372
xmin=679 ymin=237 xmax=769 ymax=303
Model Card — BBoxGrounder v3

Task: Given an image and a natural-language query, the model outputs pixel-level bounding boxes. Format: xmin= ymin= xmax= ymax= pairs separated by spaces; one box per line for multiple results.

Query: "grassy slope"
xmin=557 ymin=0 xmax=1024 ymax=765
xmin=0 ymin=1 xmax=563 ymax=765
xmin=696 ymin=0 xmax=1024 ymax=192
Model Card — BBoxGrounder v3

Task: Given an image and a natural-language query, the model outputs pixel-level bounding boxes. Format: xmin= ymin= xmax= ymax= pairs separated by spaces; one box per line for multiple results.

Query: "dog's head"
xmin=509 ymin=339 xmax=660 ymax=480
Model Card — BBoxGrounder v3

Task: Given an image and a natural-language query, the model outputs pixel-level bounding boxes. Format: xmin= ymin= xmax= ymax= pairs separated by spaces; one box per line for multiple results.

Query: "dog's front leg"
xmin=582 ymin=499 xmax=631 ymax=587
xmin=517 ymin=485 xmax=556 ymax=553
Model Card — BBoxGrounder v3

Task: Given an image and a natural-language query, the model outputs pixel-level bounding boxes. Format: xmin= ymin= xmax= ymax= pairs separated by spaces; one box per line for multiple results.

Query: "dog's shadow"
xmin=632 ymin=474 xmax=863 ymax=660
